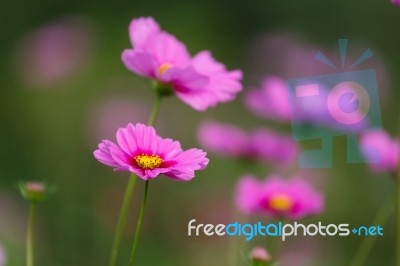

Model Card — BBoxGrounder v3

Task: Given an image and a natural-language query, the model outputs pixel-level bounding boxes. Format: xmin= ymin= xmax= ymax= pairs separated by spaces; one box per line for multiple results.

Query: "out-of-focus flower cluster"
xmin=198 ymin=120 xmax=298 ymax=165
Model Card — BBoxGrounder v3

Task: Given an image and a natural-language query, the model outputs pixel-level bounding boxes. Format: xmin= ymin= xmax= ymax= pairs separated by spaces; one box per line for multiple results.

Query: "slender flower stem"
xmin=271 ymin=220 xmax=285 ymax=260
xmin=147 ymin=95 xmax=162 ymax=126
xmin=108 ymin=91 xmax=162 ymax=266
xmin=129 ymin=180 xmax=150 ymax=266
xmin=350 ymin=193 xmax=395 ymax=266
xmin=109 ymin=174 xmax=137 ymax=266
xmin=27 ymin=202 xmax=36 ymax=266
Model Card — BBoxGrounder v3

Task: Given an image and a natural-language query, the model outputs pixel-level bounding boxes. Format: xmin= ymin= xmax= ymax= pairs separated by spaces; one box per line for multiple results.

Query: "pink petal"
xmin=93 ymin=140 xmax=121 ymax=167
xmin=129 ymin=17 xmax=160 ymax=49
xmin=165 ymin=148 xmax=209 ymax=181
xmin=146 ymin=32 xmax=190 ymax=66
xmin=121 ymin=49 xmax=157 ymax=78
xmin=236 ymin=176 xmax=262 ymax=213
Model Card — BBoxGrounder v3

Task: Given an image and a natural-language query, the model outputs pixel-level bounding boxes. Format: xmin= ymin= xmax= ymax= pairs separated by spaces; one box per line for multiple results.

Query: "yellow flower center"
xmin=157 ymin=63 xmax=173 ymax=76
xmin=134 ymin=154 xmax=163 ymax=169
xmin=269 ymin=194 xmax=293 ymax=212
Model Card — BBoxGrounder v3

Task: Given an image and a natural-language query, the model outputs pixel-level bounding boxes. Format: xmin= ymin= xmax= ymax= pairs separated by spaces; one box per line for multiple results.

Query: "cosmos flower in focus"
xmin=236 ymin=175 xmax=324 ymax=219
xmin=121 ymin=17 xmax=243 ymax=111
xmin=197 ymin=121 xmax=298 ymax=165
xmin=94 ymin=123 xmax=209 ymax=180
xmin=360 ymin=130 xmax=399 ymax=173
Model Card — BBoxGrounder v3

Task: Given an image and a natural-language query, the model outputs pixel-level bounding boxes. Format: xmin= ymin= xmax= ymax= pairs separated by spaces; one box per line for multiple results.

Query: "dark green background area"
xmin=0 ymin=0 xmax=399 ymax=265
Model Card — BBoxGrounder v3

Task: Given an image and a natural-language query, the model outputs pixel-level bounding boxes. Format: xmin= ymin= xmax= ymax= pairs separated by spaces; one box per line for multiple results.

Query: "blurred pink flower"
xmin=250 ymin=247 xmax=271 ymax=263
xmin=94 ymin=123 xmax=209 ymax=181
xmin=245 ymin=75 xmax=330 ymax=124
xmin=0 ymin=245 xmax=5 ymax=266
xmin=122 ymin=17 xmax=243 ymax=111
xmin=251 ymin=129 xmax=298 ymax=164
xmin=236 ymin=175 xmax=324 ymax=219
xmin=247 ymin=33 xmax=391 ymax=109
xmin=245 ymin=76 xmax=291 ymax=122
xmin=392 ymin=0 xmax=400 ymax=6
xmin=197 ymin=121 xmax=249 ymax=157
xmin=15 ymin=16 xmax=95 ymax=88
xmin=198 ymin=121 xmax=298 ymax=165
xmin=245 ymin=75 xmax=369 ymax=132
xmin=360 ymin=130 xmax=399 ymax=173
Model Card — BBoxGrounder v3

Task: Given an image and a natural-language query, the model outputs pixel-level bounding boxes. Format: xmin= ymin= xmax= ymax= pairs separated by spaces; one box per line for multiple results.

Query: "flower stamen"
xmin=135 ymin=154 xmax=163 ymax=169
xmin=157 ymin=63 xmax=173 ymax=76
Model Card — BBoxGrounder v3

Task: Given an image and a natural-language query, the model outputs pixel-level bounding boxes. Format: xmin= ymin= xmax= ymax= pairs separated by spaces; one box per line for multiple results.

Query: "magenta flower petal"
xmin=164 ymin=148 xmax=209 ymax=181
xmin=197 ymin=120 xmax=298 ymax=165
xmin=145 ymin=32 xmax=191 ymax=66
xmin=191 ymin=51 xmax=243 ymax=102
xmin=245 ymin=76 xmax=291 ymax=122
xmin=235 ymin=175 xmax=262 ymax=214
xmin=197 ymin=121 xmax=250 ymax=157
xmin=360 ymin=130 xmax=399 ymax=173
xmin=94 ymin=140 xmax=123 ymax=168
xmin=129 ymin=17 xmax=160 ymax=49
xmin=250 ymin=129 xmax=299 ymax=164
xmin=121 ymin=50 xmax=157 ymax=78
xmin=122 ymin=17 xmax=243 ymax=110
xmin=94 ymin=123 xmax=209 ymax=181
xmin=163 ymin=66 xmax=209 ymax=91
xmin=236 ymin=175 xmax=324 ymax=220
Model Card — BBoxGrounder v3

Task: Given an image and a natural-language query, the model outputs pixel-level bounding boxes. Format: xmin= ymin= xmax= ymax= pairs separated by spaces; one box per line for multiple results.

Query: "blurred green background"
xmin=0 ymin=0 xmax=400 ymax=265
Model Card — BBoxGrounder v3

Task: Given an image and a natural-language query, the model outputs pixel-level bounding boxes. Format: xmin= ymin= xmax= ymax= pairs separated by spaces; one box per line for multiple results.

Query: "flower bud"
xmin=250 ymin=247 xmax=271 ymax=265
xmin=18 ymin=181 xmax=54 ymax=203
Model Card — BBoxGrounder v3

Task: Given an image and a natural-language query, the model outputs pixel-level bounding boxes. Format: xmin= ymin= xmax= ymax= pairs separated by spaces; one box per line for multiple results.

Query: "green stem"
xmin=270 ymin=220 xmax=285 ymax=260
xmin=129 ymin=180 xmax=150 ymax=266
xmin=350 ymin=193 xmax=395 ymax=266
xmin=396 ymin=171 xmax=400 ymax=266
xmin=27 ymin=202 xmax=36 ymax=266
xmin=108 ymin=91 xmax=162 ymax=266
xmin=109 ymin=174 xmax=137 ymax=266
xmin=147 ymin=95 xmax=162 ymax=126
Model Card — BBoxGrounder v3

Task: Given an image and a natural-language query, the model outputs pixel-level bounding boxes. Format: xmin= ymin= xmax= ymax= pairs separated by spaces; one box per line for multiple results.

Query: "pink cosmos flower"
xmin=245 ymin=76 xmax=369 ymax=133
xmin=121 ymin=17 xmax=243 ymax=111
xmin=236 ymin=175 xmax=323 ymax=219
xmin=244 ymin=76 xmax=330 ymax=124
xmin=94 ymin=123 xmax=209 ymax=181
xmin=197 ymin=121 xmax=249 ymax=157
xmin=360 ymin=130 xmax=399 ymax=173
xmin=198 ymin=121 xmax=298 ymax=165
xmin=251 ymin=129 xmax=298 ymax=164
xmin=245 ymin=76 xmax=291 ymax=122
